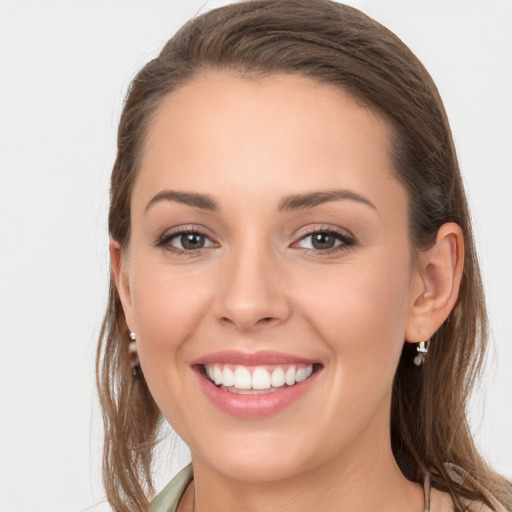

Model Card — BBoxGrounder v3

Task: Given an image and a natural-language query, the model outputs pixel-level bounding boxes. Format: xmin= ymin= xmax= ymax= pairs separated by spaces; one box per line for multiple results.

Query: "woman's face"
xmin=117 ymin=72 xmax=425 ymax=482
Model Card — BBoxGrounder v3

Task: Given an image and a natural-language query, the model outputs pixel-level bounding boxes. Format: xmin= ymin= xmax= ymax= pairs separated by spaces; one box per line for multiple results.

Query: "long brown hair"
xmin=96 ymin=1 xmax=512 ymax=510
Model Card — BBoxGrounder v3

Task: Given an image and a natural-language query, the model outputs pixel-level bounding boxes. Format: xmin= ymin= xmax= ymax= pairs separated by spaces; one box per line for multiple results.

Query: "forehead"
xmin=135 ymin=71 xmax=405 ymax=216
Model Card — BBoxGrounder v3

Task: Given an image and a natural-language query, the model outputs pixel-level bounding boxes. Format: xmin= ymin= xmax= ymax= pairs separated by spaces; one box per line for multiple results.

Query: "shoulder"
xmin=149 ymin=464 xmax=194 ymax=512
xmin=430 ymin=486 xmax=505 ymax=512
xmin=428 ymin=464 xmax=509 ymax=512
xmin=429 ymin=486 xmax=455 ymax=511
xmin=460 ymin=496 xmax=510 ymax=512
xmin=445 ymin=464 xmax=509 ymax=512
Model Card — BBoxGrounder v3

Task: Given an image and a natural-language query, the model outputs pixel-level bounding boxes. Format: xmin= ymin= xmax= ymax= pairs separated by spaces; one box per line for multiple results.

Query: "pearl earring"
xmin=128 ymin=331 xmax=140 ymax=376
xmin=413 ymin=340 xmax=429 ymax=366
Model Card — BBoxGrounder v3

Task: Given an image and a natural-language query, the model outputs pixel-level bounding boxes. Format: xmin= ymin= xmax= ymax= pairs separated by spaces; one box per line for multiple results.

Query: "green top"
xmin=149 ymin=464 xmax=193 ymax=512
xmin=148 ymin=463 xmax=506 ymax=512
xmin=149 ymin=464 xmax=431 ymax=512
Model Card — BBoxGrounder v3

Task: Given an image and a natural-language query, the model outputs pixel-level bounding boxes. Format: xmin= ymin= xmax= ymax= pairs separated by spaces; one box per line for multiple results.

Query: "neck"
xmin=182 ymin=432 xmax=424 ymax=512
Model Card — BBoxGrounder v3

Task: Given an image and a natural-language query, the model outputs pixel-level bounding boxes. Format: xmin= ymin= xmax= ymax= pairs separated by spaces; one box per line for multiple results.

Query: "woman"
xmin=96 ymin=1 xmax=512 ymax=510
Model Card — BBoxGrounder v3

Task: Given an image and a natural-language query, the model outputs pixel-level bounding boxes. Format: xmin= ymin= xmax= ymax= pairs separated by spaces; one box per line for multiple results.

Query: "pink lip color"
xmin=191 ymin=350 xmax=318 ymax=366
xmin=191 ymin=351 xmax=321 ymax=418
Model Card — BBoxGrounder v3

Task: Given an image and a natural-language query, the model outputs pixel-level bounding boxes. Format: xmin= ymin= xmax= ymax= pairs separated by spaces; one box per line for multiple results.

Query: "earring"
xmin=413 ymin=340 xmax=429 ymax=366
xmin=129 ymin=331 xmax=140 ymax=376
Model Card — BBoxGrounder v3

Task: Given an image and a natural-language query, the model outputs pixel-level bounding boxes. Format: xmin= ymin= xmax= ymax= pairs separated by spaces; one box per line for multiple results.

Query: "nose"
xmin=213 ymin=243 xmax=291 ymax=332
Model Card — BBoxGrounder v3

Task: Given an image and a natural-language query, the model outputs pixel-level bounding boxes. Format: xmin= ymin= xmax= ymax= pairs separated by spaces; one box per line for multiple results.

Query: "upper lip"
xmin=191 ymin=350 xmax=319 ymax=366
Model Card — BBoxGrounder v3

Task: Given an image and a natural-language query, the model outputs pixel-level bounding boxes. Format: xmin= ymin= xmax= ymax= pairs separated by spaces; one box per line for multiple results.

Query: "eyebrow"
xmin=278 ymin=189 xmax=377 ymax=212
xmin=145 ymin=190 xmax=219 ymax=212
xmin=145 ymin=188 xmax=376 ymax=214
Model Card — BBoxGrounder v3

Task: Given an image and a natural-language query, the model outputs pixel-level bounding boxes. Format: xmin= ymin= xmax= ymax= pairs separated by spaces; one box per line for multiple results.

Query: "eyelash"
xmin=154 ymin=226 xmax=356 ymax=255
xmin=293 ymin=227 xmax=356 ymax=254
xmin=154 ymin=227 xmax=217 ymax=255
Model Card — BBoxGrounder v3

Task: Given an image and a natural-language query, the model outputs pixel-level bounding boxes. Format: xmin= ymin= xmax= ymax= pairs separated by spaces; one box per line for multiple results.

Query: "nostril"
xmin=258 ymin=317 xmax=276 ymax=324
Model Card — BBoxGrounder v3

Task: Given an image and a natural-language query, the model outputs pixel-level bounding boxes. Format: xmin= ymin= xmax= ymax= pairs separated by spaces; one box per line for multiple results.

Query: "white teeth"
xmin=222 ymin=366 xmax=235 ymax=387
xmin=296 ymin=366 xmax=313 ymax=382
xmin=234 ymin=366 xmax=252 ymax=389
xmin=252 ymin=367 xmax=271 ymax=389
xmin=270 ymin=367 xmax=285 ymax=387
xmin=204 ymin=363 xmax=315 ymax=391
xmin=285 ymin=366 xmax=296 ymax=386
xmin=213 ymin=366 xmax=223 ymax=385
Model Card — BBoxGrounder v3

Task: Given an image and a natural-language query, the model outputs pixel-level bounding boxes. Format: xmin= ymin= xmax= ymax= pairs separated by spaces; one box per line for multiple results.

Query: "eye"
xmin=294 ymin=229 xmax=355 ymax=252
xmin=156 ymin=229 xmax=216 ymax=253
xmin=175 ymin=232 xmax=210 ymax=250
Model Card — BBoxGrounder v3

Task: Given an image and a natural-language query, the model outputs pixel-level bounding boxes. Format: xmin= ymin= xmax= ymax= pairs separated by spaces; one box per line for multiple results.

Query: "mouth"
xmin=200 ymin=362 xmax=321 ymax=394
xmin=191 ymin=351 xmax=323 ymax=418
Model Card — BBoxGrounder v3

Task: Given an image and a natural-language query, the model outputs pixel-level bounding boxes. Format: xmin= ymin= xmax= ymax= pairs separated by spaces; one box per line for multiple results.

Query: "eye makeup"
xmin=153 ymin=223 xmax=357 ymax=258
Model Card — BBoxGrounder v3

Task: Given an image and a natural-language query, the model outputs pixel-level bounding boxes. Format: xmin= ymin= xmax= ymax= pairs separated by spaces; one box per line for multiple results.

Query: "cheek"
xmin=129 ymin=263 xmax=219 ymax=436
xmin=294 ymin=255 xmax=412 ymax=389
xmin=129 ymin=261 xmax=214 ymax=377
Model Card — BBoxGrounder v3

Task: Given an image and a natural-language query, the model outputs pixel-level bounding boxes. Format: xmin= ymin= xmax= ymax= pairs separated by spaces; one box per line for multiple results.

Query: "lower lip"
xmin=194 ymin=367 xmax=321 ymax=418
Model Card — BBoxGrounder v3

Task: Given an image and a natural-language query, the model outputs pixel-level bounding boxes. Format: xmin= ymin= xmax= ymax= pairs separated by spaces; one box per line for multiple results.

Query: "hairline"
xmin=123 ymin=66 xmax=417 ymax=249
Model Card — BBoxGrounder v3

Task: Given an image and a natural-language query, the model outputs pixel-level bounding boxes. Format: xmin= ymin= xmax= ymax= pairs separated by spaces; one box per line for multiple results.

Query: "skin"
xmin=112 ymin=72 xmax=463 ymax=511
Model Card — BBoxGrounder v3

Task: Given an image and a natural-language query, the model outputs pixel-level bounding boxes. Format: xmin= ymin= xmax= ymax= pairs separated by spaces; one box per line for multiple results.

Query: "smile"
xmin=203 ymin=363 xmax=314 ymax=394
xmin=192 ymin=351 xmax=322 ymax=417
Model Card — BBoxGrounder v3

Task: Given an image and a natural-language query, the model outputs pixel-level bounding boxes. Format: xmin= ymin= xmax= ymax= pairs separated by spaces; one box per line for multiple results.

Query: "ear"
xmin=110 ymin=239 xmax=136 ymax=332
xmin=405 ymin=222 xmax=464 ymax=343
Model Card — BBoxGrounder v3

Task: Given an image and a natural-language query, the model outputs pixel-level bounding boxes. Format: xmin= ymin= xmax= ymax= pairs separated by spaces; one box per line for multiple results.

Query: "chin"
xmin=208 ymin=454 xmax=312 ymax=484
xmin=192 ymin=428 xmax=322 ymax=484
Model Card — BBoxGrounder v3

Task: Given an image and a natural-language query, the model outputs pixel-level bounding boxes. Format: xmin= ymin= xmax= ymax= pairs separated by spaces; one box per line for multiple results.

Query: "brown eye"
xmin=180 ymin=233 xmax=206 ymax=250
xmin=295 ymin=230 xmax=355 ymax=253
xmin=310 ymin=232 xmax=337 ymax=250
xmin=160 ymin=230 xmax=216 ymax=252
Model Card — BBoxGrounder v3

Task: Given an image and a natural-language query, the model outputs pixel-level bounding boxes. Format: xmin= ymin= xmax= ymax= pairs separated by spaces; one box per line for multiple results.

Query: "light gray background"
xmin=0 ymin=1 xmax=510 ymax=510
